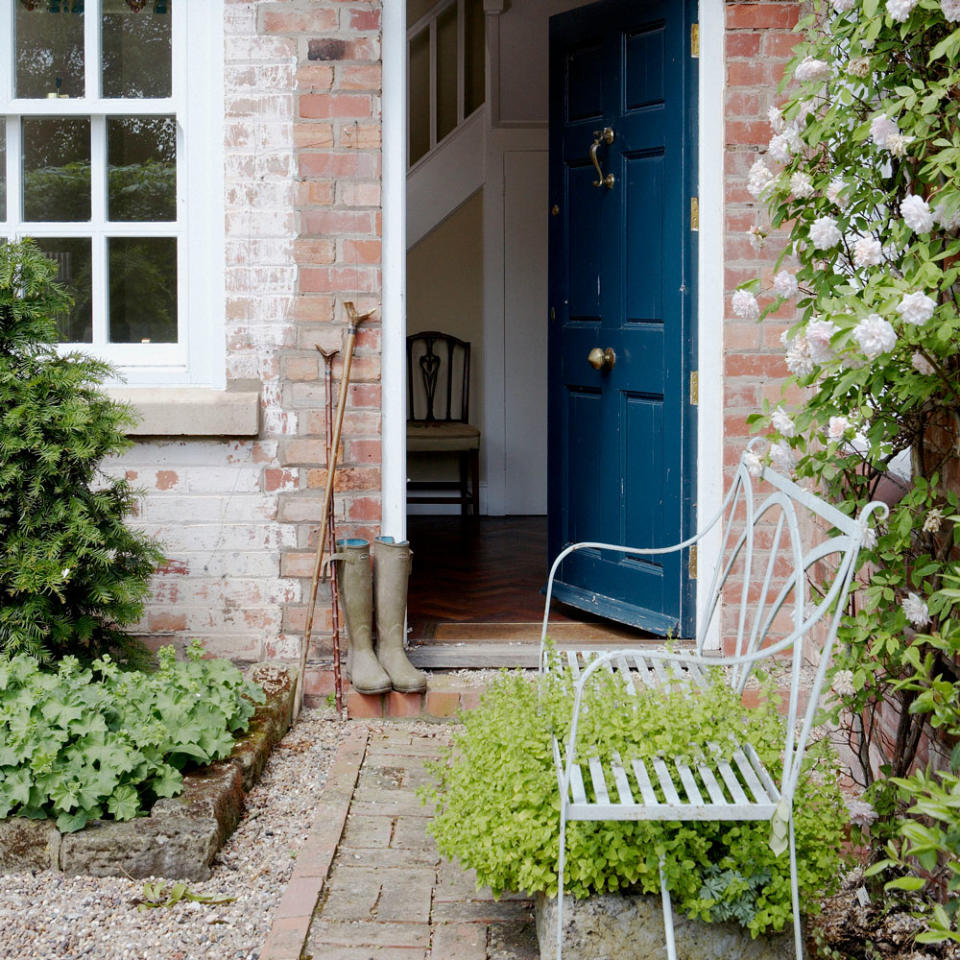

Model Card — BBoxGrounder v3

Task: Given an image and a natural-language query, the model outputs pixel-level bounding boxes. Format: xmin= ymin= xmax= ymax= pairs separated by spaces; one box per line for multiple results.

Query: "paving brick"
xmin=260 ymin=916 xmax=310 ymax=960
xmin=308 ymin=920 xmax=432 ymax=949
xmin=385 ymin=690 xmax=423 ymax=717
xmin=340 ymin=812 xmax=394 ymax=848
xmin=431 ymin=900 xmax=535 ymax=923
xmin=391 ymin=815 xmax=436 ymax=850
xmin=303 ymin=948 xmax=427 ymax=960
xmin=424 ymin=690 xmax=460 ymax=718
xmin=339 ymin=845 xmax=438 ymax=868
xmin=347 ymin=690 xmax=384 ymax=718
xmin=376 ymin=867 xmax=436 ymax=922
xmin=321 ymin=865 xmax=384 ymax=919
xmin=273 ymin=875 xmax=323 ymax=920
xmin=430 ymin=923 xmax=487 ymax=960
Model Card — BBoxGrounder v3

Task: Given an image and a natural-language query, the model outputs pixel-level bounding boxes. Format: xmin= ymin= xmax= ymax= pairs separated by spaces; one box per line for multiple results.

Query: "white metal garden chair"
xmin=539 ymin=446 xmax=888 ymax=960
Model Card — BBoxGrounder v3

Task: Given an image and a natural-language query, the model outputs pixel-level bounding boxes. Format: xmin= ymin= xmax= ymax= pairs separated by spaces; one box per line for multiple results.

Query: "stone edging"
xmin=260 ymin=723 xmax=370 ymax=960
xmin=0 ymin=661 xmax=298 ymax=881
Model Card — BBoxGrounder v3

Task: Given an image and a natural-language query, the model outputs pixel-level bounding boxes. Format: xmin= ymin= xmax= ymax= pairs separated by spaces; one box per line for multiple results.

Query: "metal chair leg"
xmin=556 ymin=810 xmax=568 ymax=960
xmin=659 ymin=855 xmax=679 ymax=960
xmin=789 ymin=812 xmax=804 ymax=959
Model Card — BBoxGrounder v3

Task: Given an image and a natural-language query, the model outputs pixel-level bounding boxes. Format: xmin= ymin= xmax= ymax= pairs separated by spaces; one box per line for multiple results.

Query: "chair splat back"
xmin=406 ymin=331 xmax=471 ymax=424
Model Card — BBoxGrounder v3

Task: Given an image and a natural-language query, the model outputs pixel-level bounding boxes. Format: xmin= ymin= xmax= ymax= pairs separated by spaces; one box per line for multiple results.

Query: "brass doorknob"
xmin=588 ymin=347 xmax=616 ymax=371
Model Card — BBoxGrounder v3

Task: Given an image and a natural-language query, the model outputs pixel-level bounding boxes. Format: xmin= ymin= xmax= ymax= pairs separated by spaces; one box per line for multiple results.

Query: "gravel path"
xmin=0 ymin=708 xmax=348 ymax=960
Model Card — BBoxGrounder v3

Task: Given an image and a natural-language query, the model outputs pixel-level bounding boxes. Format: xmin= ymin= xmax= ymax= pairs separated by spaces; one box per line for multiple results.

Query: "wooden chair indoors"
xmin=406 ymin=331 xmax=480 ymax=517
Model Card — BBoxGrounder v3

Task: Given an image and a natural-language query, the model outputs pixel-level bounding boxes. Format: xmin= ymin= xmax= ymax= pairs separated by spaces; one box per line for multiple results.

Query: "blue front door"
xmin=547 ymin=0 xmax=698 ymax=636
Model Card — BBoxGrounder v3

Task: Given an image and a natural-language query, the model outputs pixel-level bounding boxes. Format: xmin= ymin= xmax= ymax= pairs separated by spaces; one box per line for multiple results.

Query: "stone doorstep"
xmin=0 ymin=661 xmax=298 ymax=882
xmin=535 ymin=891 xmax=793 ymax=960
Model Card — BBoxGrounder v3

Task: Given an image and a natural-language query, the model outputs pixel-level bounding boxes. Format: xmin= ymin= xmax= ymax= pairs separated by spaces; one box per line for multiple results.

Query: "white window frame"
xmin=0 ymin=0 xmax=224 ymax=388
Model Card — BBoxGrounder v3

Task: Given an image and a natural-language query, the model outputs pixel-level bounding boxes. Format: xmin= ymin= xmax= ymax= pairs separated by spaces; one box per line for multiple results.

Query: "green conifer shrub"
xmin=0 ymin=238 xmax=163 ymax=663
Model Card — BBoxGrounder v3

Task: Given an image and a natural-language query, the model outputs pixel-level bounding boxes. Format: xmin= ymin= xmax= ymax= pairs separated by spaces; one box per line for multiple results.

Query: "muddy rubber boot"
xmin=334 ymin=539 xmax=392 ymax=695
xmin=373 ymin=537 xmax=427 ymax=693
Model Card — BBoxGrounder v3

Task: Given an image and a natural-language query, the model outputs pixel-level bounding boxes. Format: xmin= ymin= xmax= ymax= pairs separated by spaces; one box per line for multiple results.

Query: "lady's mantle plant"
xmin=0 ymin=642 xmax=265 ymax=833
xmin=738 ymin=0 xmax=960 ymax=934
xmin=0 ymin=239 xmax=162 ymax=664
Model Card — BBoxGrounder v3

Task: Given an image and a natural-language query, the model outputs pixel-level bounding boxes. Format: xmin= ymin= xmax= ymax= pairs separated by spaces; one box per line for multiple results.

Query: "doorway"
xmin=396 ymin=0 xmax=718 ymax=651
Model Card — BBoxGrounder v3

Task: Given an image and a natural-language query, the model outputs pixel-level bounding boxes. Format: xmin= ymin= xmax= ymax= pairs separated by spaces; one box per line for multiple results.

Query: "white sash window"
xmin=0 ymin=0 xmax=224 ymax=386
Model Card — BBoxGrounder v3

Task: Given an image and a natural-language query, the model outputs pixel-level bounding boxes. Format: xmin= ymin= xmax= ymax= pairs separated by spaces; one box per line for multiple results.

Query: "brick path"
xmin=262 ymin=722 xmax=539 ymax=960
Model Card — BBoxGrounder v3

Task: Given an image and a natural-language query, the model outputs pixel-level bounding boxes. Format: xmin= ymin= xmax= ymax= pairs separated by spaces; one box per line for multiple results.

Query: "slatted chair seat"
xmin=539 ymin=445 xmax=889 ymax=960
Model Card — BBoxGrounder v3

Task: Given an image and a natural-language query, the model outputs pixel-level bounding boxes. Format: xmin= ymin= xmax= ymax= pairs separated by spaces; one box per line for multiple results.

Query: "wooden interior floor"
xmin=406 ymin=515 xmax=652 ymax=646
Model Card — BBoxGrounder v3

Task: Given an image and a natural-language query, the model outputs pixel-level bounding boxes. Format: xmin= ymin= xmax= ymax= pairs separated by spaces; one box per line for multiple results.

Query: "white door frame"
xmin=381 ymin=0 xmax=725 ymax=645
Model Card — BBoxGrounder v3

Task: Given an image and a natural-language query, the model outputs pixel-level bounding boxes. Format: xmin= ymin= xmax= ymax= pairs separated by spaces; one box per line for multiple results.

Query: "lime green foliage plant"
xmin=0 ymin=641 xmax=265 ymax=833
xmin=423 ymin=669 xmax=845 ymax=937
xmin=0 ymin=238 xmax=163 ymax=663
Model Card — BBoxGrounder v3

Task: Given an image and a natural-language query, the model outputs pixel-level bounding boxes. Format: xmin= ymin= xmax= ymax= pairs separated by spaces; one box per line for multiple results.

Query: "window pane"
xmin=34 ymin=238 xmax=93 ymax=343
xmin=409 ymin=29 xmax=430 ymax=165
xmin=436 ymin=5 xmax=459 ymax=143
xmin=102 ymin=0 xmax=173 ymax=99
xmin=22 ymin=118 xmax=91 ymax=222
xmin=15 ymin=1 xmax=85 ymax=100
xmin=108 ymin=237 xmax=177 ymax=343
xmin=108 ymin=116 xmax=176 ymax=221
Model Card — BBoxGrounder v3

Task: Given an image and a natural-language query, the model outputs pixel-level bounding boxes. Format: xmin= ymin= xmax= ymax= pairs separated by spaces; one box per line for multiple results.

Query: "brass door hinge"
xmin=691 ymin=24 xmax=699 ymax=58
xmin=690 ymin=370 xmax=699 ymax=405
xmin=689 ymin=544 xmax=698 ymax=580
xmin=690 ymin=197 xmax=699 ymax=231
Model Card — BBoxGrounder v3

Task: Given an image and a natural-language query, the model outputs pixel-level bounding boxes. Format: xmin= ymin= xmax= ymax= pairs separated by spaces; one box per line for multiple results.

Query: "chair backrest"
xmin=695 ymin=448 xmax=888 ymax=795
xmin=407 ymin=331 xmax=471 ymax=424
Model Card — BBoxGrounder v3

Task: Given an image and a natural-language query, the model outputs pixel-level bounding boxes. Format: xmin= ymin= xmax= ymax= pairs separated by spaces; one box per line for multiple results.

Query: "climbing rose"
xmin=923 ymin=508 xmax=944 ymax=533
xmin=847 ymin=57 xmax=871 ymax=78
xmin=845 ymin=796 xmax=877 ymax=827
xmin=743 ymin=450 xmax=763 ymax=478
xmin=732 ymin=290 xmax=760 ymax=320
xmin=790 ymin=172 xmax=815 ymax=199
xmin=887 ymin=0 xmax=918 ymax=20
xmin=828 ymin=416 xmax=850 ymax=440
xmin=826 ymin=179 xmax=848 ymax=206
xmin=768 ymin=105 xmax=784 ymax=134
xmin=747 ymin=159 xmax=775 ymax=199
xmin=773 ymin=270 xmax=798 ymax=298
xmin=853 ymin=237 xmax=883 ymax=268
xmin=785 ymin=336 xmax=815 ymax=377
xmin=944 ymin=0 xmax=960 ymax=20
xmin=832 ymin=670 xmax=856 ymax=697
xmin=795 ymin=56 xmax=831 ymax=82
xmin=896 ymin=291 xmax=936 ymax=326
xmin=770 ymin=441 xmax=794 ymax=473
xmin=912 ymin=352 xmax=934 ymax=375
xmin=853 ymin=314 xmax=896 ymax=359
xmin=862 ymin=526 xmax=878 ymax=550
xmin=902 ymin=194 xmax=935 ymax=233
xmin=831 ymin=0 xmax=855 ymax=11
xmin=810 ymin=216 xmax=841 ymax=249
xmin=768 ymin=133 xmax=792 ymax=163
xmin=871 ymin=115 xmax=899 ymax=148
xmin=806 ymin=319 xmax=838 ymax=362
xmin=771 ymin=406 xmax=795 ymax=437
xmin=887 ymin=134 xmax=913 ymax=158
xmin=936 ymin=201 xmax=960 ymax=231
xmin=748 ymin=226 xmax=767 ymax=251
xmin=901 ymin=592 xmax=930 ymax=629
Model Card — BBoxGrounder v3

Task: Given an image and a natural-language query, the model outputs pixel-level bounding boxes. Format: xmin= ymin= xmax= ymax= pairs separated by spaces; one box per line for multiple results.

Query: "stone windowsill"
xmin=102 ymin=380 xmax=261 ymax=437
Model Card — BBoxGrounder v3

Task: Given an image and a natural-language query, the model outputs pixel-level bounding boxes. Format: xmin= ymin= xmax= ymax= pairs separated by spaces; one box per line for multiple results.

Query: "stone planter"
xmin=0 ymin=661 xmax=298 ymax=881
xmin=535 ymin=891 xmax=792 ymax=960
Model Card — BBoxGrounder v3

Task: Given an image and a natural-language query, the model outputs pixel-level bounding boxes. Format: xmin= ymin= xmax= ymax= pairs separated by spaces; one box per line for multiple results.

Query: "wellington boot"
xmin=373 ymin=537 xmax=427 ymax=693
xmin=334 ymin=539 xmax=391 ymax=695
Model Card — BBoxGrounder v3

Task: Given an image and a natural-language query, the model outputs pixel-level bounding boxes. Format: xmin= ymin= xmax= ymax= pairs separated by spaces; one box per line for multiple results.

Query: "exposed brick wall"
xmin=721 ymin=1 xmax=805 ymax=651
xmin=111 ymin=1 xmax=383 ymax=681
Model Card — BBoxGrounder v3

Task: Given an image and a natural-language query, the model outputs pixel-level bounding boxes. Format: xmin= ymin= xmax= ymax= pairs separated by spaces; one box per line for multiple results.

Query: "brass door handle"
xmin=588 ymin=347 xmax=616 ymax=371
xmin=590 ymin=127 xmax=615 ymax=189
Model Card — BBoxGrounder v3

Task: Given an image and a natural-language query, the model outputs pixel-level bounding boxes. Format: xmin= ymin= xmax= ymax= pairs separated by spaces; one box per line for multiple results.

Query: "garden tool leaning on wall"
xmin=295 ymin=302 xmax=371 ymax=717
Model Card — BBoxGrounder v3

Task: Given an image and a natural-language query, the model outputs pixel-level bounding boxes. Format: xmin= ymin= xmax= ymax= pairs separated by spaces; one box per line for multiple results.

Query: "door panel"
xmin=547 ymin=0 xmax=697 ymax=636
